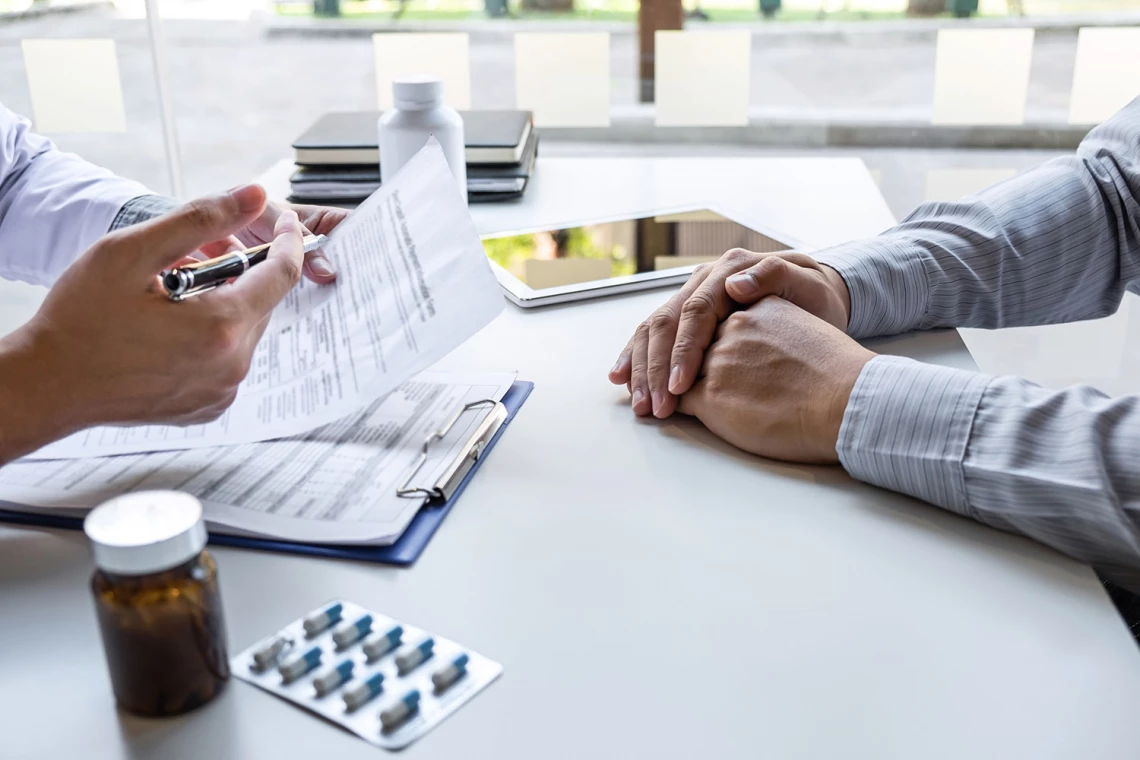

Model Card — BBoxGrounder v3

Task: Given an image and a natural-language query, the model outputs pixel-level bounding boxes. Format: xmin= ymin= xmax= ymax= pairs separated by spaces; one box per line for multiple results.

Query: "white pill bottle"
xmin=378 ymin=76 xmax=467 ymax=203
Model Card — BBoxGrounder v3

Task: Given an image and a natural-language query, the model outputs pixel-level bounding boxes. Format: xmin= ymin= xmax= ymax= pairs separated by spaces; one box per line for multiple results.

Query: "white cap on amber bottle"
xmin=84 ymin=491 xmax=207 ymax=575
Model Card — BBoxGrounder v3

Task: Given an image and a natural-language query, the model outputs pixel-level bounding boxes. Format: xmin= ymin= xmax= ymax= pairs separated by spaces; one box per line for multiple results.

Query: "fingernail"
xmin=632 ymin=388 xmax=645 ymax=409
xmin=611 ymin=357 xmax=627 ymax=375
xmin=727 ymin=273 xmax=759 ymax=297
xmin=651 ymin=391 xmax=663 ymax=416
xmin=309 ymin=256 xmax=335 ymax=277
xmin=669 ymin=365 xmax=682 ymax=393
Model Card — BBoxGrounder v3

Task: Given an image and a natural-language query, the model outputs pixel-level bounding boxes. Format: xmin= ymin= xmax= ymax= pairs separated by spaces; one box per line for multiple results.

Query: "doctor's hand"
xmin=609 ymin=248 xmax=851 ymax=419
xmin=198 ymin=200 xmax=346 ymax=284
xmin=677 ymin=297 xmax=874 ymax=464
xmin=0 ymin=185 xmax=305 ymax=463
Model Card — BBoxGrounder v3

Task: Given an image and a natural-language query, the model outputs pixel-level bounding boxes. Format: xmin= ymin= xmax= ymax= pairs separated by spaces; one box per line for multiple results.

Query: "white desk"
xmin=3 ymin=156 xmax=1140 ymax=759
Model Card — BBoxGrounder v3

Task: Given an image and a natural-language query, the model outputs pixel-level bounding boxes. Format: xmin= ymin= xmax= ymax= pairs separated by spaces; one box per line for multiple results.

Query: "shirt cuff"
xmin=836 ymin=355 xmax=991 ymax=516
xmin=109 ymin=194 xmax=181 ymax=232
xmin=813 ymin=236 xmax=932 ymax=340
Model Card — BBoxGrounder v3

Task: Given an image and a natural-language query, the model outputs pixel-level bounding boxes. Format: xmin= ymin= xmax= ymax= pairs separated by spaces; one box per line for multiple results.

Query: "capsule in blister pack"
xmin=230 ymin=600 xmax=502 ymax=750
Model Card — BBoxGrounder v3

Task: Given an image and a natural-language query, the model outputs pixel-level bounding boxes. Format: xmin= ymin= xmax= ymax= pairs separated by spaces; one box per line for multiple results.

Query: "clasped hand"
xmin=609 ymin=249 xmax=875 ymax=464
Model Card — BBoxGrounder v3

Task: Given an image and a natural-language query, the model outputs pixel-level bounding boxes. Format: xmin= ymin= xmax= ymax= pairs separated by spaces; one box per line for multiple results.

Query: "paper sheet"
xmin=654 ymin=30 xmax=751 ymax=127
xmin=514 ymin=33 xmax=611 ymax=128
xmin=0 ymin=372 xmax=515 ymax=546
xmin=373 ymin=33 xmax=471 ymax=111
xmin=28 ymin=140 xmax=504 ymax=460
xmin=931 ymin=29 xmax=1034 ymax=126
xmin=21 ymin=39 xmax=127 ymax=134
xmin=1068 ymin=27 xmax=1140 ymax=125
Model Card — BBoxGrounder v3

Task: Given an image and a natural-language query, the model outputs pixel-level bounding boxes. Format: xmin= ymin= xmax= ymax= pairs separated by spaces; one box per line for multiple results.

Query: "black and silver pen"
xmin=162 ymin=234 xmax=329 ymax=301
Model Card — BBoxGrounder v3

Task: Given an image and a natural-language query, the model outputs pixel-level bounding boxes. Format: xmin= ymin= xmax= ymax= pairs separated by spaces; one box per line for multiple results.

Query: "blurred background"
xmin=2 ymin=0 xmax=1140 ymax=391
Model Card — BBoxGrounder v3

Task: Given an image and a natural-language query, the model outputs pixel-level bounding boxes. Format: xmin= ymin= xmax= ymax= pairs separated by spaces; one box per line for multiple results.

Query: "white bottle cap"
xmin=392 ymin=76 xmax=443 ymax=110
xmin=84 ymin=491 xmax=208 ymax=576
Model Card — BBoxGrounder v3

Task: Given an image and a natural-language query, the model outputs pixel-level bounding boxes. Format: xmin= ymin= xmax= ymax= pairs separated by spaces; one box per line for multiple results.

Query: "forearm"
xmin=0 ymin=105 xmax=153 ymax=286
xmin=815 ymin=99 xmax=1140 ymax=339
xmin=0 ymin=327 xmax=83 ymax=464
xmin=839 ymin=356 xmax=1140 ymax=591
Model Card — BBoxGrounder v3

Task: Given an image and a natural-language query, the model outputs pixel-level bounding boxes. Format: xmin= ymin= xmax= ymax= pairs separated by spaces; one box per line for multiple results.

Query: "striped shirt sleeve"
xmin=108 ymin=194 xmax=180 ymax=232
xmin=814 ymin=97 xmax=1140 ymax=589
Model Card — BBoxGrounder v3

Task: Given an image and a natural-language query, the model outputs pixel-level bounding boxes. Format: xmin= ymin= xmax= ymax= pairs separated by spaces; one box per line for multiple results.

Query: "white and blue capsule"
xmin=279 ymin=645 xmax=322 ymax=683
xmin=361 ymin=624 xmax=404 ymax=661
xmin=395 ymin=637 xmax=435 ymax=675
xmin=250 ymin=635 xmax=291 ymax=671
xmin=332 ymin=614 xmax=374 ymax=649
xmin=313 ymin=659 xmax=355 ymax=696
xmin=379 ymin=690 xmax=421 ymax=731
xmin=303 ymin=602 xmax=344 ymax=636
xmin=343 ymin=672 xmax=386 ymax=711
xmin=431 ymin=653 xmax=469 ymax=692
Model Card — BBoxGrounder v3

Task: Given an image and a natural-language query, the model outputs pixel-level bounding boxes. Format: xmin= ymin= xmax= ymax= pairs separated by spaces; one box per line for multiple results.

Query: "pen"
xmin=162 ymin=234 xmax=329 ymax=301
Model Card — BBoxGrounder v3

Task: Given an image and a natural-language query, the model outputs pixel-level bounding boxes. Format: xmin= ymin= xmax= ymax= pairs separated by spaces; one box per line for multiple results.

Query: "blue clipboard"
xmin=0 ymin=381 xmax=533 ymax=567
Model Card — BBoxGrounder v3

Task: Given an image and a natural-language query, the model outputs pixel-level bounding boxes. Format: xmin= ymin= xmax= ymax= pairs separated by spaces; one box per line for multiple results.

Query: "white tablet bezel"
xmin=481 ymin=204 xmax=808 ymax=308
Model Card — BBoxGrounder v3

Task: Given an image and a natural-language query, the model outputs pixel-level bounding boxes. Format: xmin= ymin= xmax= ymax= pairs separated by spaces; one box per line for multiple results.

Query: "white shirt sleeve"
xmin=0 ymin=101 xmax=152 ymax=286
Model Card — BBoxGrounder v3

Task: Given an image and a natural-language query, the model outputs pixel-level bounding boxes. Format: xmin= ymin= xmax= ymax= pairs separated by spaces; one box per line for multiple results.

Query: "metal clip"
xmin=396 ymin=399 xmax=508 ymax=502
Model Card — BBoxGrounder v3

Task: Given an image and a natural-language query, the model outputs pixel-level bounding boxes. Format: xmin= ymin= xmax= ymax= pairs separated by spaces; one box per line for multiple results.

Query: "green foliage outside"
xmin=483 ymin=226 xmax=634 ymax=284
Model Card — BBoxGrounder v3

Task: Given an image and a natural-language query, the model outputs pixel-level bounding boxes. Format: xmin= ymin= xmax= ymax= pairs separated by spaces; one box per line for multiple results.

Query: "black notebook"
xmin=290 ymin=130 xmax=539 ymax=203
xmin=294 ymin=110 xmax=533 ymax=166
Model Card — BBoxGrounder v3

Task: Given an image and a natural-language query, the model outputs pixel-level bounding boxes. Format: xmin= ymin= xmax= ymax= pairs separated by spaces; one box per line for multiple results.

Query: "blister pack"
xmin=231 ymin=600 xmax=501 ymax=750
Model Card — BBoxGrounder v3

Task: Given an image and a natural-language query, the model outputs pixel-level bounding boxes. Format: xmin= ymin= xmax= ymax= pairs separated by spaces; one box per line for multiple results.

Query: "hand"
xmin=608 ymin=248 xmax=852 ymax=419
xmin=677 ymin=297 xmax=875 ymax=464
xmin=0 ymin=185 xmax=305 ymax=462
xmin=198 ymin=200 xmax=347 ymax=284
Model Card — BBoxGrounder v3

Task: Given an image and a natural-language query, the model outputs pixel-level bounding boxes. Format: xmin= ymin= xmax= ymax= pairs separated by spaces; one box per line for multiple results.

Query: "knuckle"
xmin=680 ymin=293 xmax=715 ymax=319
xmin=181 ymin=199 xmax=222 ymax=233
xmin=724 ymin=311 xmax=751 ymax=331
xmin=722 ymin=247 xmax=753 ymax=265
xmin=691 ymin=263 xmax=711 ymax=279
xmin=648 ymin=311 xmax=676 ymax=334
xmin=205 ymin=319 xmax=240 ymax=355
xmin=634 ymin=321 xmax=650 ymax=341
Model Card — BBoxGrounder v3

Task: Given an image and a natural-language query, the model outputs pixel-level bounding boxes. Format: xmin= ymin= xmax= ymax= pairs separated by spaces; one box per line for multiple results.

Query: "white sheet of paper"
xmin=654 ymin=30 xmax=751 ymax=127
xmin=931 ymin=29 xmax=1034 ymax=126
xmin=373 ymin=33 xmax=471 ymax=110
xmin=21 ymin=39 xmax=127 ymax=133
xmin=1069 ymin=27 xmax=1140 ymax=125
xmin=28 ymin=140 xmax=504 ymax=460
xmin=924 ymin=168 xmax=1018 ymax=203
xmin=0 ymin=372 xmax=515 ymax=545
xmin=514 ymin=32 xmax=611 ymax=128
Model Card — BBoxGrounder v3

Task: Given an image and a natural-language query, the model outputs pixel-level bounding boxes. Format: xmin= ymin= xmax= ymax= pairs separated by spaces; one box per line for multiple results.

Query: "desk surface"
xmin=4 ymin=156 xmax=1140 ymax=759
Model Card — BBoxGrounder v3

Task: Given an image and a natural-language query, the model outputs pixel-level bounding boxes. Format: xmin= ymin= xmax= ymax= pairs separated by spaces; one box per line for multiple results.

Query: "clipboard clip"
xmin=396 ymin=398 xmax=508 ymax=503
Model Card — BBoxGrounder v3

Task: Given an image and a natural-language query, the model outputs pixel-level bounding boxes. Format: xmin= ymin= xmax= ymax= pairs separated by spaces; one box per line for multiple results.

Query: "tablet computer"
xmin=481 ymin=206 xmax=804 ymax=307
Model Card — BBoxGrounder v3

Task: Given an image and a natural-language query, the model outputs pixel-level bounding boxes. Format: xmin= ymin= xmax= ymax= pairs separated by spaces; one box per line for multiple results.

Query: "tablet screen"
xmin=482 ymin=209 xmax=793 ymax=291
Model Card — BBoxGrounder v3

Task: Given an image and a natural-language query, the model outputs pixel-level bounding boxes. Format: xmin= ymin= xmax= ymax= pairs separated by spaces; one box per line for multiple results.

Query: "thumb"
xmin=126 ymin=185 xmax=267 ymax=276
xmin=725 ymin=256 xmax=797 ymax=305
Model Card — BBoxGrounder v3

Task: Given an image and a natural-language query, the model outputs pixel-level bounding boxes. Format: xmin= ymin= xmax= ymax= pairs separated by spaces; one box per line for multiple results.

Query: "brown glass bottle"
xmin=85 ymin=492 xmax=230 ymax=717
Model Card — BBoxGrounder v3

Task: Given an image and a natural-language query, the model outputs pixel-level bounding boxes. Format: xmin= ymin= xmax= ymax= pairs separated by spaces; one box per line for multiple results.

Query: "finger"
xmin=629 ymin=322 xmax=653 ymax=416
xmin=124 ymin=185 xmax=267 ymax=275
xmin=647 ymin=308 xmax=680 ymax=418
xmin=216 ymin=209 xmax=304 ymax=319
xmin=669 ymin=257 xmax=754 ymax=395
xmin=608 ymin=336 xmax=634 ymax=385
xmin=611 ymin=264 xmax=711 ymax=388
xmin=676 ymin=379 xmax=707 ymax=417
xmin=303 ymin=246 xmax=337 ymax=283
xmin=198 ymin=235 xmax=244 ymax=260
xmin=725 ymin=256 xmax=801 ymax=305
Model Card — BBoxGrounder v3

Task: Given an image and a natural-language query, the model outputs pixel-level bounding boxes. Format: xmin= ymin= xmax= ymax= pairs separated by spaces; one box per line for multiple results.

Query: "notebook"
xmin=294 ymin=110 xmax=533 ymax=166
xmin=290 ymin=130 xmax=539 ymax=203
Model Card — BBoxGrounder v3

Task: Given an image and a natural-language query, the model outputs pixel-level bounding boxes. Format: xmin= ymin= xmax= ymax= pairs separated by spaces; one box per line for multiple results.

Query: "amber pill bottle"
xmin=84 ymin=491 xmax=230 ymax=717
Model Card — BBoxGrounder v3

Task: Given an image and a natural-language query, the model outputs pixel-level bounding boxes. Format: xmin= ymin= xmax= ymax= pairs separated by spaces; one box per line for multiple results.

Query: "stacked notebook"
xmin=290 ymin=110 xmax=538 ymax=204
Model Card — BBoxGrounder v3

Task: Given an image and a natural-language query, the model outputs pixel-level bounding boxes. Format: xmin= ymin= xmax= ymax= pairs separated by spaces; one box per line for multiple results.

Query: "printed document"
xmin=28 ymin=140 xmax=503 ymax=460
xmin=0 ymin=372 xmax=516 ymax=545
